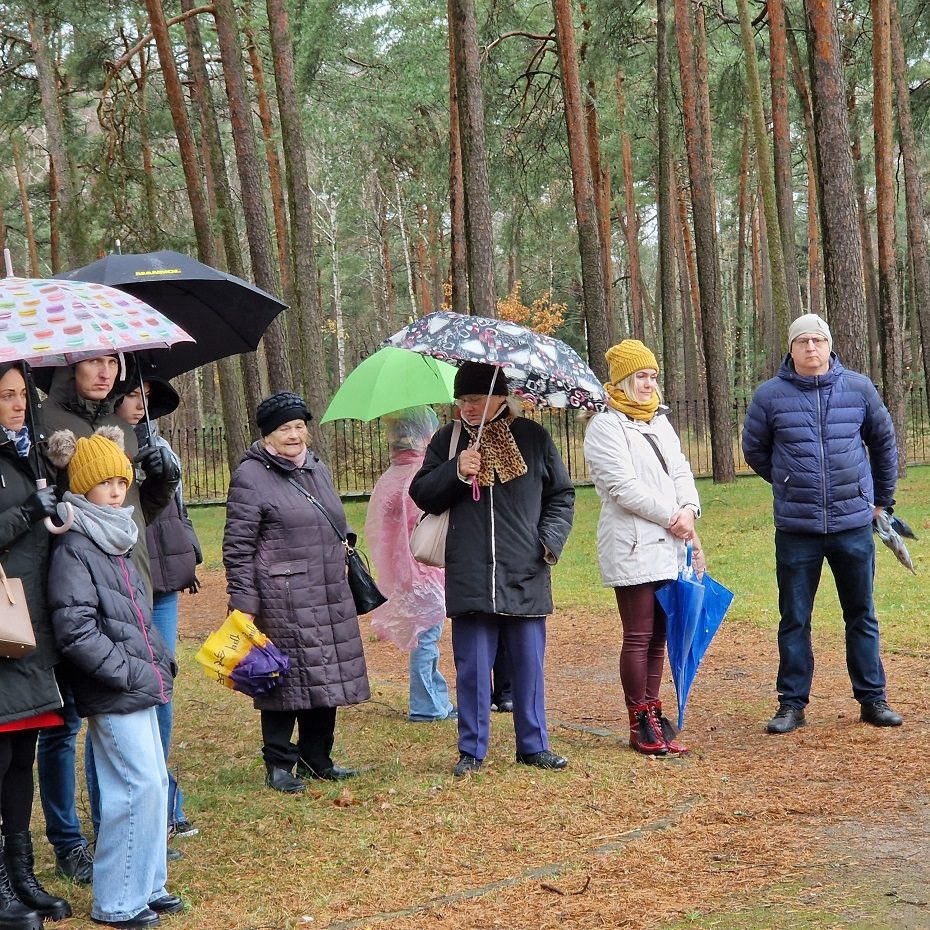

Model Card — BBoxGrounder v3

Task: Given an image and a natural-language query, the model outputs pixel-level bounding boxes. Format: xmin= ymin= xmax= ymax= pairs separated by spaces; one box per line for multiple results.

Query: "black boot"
xmin=0 ymin=853 xmax=42 ymax=930
xmin=3 ymin=833 xmax=71 ymax=922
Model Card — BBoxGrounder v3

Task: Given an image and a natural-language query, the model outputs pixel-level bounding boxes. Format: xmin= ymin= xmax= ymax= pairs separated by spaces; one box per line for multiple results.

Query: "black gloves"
xmin=187 ymin=576 xmax=201 ymax=595
xmin=133 ymin=444 xmax=181 ymax=483
xmin=20 ymin=486 xmax=59 ymax=524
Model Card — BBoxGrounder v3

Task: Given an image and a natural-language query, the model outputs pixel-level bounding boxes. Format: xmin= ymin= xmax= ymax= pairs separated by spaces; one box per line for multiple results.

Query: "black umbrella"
xmin=54 ymin=250 xmax=287 ymax=379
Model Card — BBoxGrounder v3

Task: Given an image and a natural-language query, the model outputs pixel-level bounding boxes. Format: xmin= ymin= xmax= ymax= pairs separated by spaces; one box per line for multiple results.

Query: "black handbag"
xmin=285 ymin=477 xmax=387 ymax=615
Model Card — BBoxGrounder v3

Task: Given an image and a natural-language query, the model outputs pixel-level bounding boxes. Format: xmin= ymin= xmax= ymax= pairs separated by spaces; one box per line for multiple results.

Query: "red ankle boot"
xmin=649 ymin=700 xmax=688 ymax=754
xmin=628 ymin=703 xmax=668 ymax=755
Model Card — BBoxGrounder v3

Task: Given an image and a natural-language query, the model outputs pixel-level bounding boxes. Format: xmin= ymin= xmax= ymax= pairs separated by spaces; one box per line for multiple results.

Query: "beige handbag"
xmin=0 ymin=562 xmax=36 ymax=658
xmin=410 ymin=421 xmax=461 ymax=568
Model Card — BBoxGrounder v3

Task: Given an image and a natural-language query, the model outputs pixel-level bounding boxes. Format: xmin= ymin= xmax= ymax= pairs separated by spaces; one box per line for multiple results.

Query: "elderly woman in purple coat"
xmin=223 ymin=392 xmax=370 ymax=794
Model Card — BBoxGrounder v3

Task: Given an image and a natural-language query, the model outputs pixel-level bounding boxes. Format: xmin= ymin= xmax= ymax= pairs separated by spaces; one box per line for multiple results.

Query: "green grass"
xmin=191 ymin=467 xmax=930 ymax=648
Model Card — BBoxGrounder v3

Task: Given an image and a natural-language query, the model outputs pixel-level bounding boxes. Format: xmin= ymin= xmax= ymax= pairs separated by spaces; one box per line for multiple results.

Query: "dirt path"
xmin=180 ymin=572 xmax=930 ymax=928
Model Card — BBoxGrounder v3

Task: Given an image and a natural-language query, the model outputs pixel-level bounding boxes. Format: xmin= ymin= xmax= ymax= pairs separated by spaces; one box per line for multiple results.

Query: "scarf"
xmin=604 ymin=382 xmax=659 ymax=422
xmin=64 ymin=491 xmax=138 ymax=556
xmin=461 ymin=411 xmax=527 ymax=487
xmin=1 ymin=426 xmax=31 ymax=459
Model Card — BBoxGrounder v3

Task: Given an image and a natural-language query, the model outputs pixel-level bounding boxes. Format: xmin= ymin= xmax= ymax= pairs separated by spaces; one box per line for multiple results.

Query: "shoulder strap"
xmin=447 ymin=420 xmax=462 ymax=459
xmin=641 ymin=432 xmax=670 ymax=475
xmin=283 ymin=475 xmax=350 ymax=550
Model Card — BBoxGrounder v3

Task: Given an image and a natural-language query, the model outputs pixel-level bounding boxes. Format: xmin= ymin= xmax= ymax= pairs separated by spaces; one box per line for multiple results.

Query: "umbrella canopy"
xmin=56 ymin=250 xmax=286 ymax=378
xmin=320 ymin=346 xmax=457 ymax=424
xmin=384 ymin=311 xmax=606 ymax=410
xmin=656 ymin=544 xmax=735 ymax=729
xmin=0 ymin=275 xmax=193 ymax=368
xmin=874 ymin=509 xmax=916 ymax=574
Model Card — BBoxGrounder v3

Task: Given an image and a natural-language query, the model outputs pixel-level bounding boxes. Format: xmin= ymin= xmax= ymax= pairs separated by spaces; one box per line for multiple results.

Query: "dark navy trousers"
xmin=774 ymin=524 xmax=887 ymax=707
xmin=451 ymin=613 xmax=549 ymax=760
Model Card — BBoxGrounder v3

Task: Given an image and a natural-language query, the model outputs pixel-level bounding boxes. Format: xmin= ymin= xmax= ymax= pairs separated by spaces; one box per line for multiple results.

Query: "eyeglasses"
xmin=794 ymin=336 xmax=828 ymax=347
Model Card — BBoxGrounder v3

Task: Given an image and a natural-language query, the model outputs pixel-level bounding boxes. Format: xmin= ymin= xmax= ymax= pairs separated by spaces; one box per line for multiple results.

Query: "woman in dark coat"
xmin=0 ymin=362 xmax=70 ymax=928
xmin=409 ymin=363 xmax=575 ymax=777
xmin=223 ymin=392 xmax=370 ymax=794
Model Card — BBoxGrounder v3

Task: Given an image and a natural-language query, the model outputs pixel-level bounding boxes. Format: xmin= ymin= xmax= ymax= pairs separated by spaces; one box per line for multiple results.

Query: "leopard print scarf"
xmin=462 ymin=412 xmax=527 ymax=487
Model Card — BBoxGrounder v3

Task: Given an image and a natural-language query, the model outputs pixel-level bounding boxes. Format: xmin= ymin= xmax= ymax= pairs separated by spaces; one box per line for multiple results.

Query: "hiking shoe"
xmin=168 ymin=819 xmax=198 ymax=839
xmin=766 ymin=705 xmax=806 ymax=734
xmin=516 ymin=749 xmax=568 ymax=770
xmin=860 ymin=700 xmax=903 ymax=727
xmin=452 ymin=753 xmax=482 ymax=777
xmin=55 ymin=843 xmax=93 ymax=883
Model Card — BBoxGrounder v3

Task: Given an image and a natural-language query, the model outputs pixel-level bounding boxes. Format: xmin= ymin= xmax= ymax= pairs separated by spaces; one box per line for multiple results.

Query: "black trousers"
xmin=260 ymin=707 xmax=337 ymax=774
xmin=0 ymin=729 xmax=39 ymax=835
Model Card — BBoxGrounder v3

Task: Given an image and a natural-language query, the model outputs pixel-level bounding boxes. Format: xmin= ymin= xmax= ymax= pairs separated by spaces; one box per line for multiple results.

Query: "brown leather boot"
xmin=649 ymin=700 xmax=688 ymax=754
xmin=628 ymin=703 xmax=667 ymax=755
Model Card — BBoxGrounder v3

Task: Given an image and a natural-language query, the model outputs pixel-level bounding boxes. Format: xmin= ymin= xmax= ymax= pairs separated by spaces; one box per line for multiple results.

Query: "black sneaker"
xmin=56 ymin=843 xmax=94 ymax=883
xmin=452 ymin=753 xmax=482 ymax=777
xmin=168 ymin=819 xmax=198 ymax=839
xmin=515 ymin=749 xmax=568 ymax=770
xmin=860 ymin=700 xmax=903 ymax=727
xmin=766 ymin=704 xmax=806 ymax=734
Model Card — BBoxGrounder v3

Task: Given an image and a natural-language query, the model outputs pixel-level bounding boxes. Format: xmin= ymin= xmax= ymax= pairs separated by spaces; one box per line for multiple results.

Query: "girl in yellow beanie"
xmin=45 ymin=427 xmax=183 ymax=927
xmin=583 ymin=341 xmax=702 ymax=756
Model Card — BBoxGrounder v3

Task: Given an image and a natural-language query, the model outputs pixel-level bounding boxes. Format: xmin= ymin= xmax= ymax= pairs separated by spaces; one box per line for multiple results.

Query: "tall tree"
xmin=673 ymin=0 xmax=734 ymax=481
xmin=616 ymin=72 xmax=642 ymax=341
xmin=552 ymin=0 xmax=609 ymax=380
xmin=890 ymin=0 xmax=930 ymax=402
xmin=871 ymin=0 xmax=906 ymax=471
xmin=737 ymin=0 xmax=790 ymax=346
xmin=447 ymin=9 xmax=469 ymax=316
xmin=768 ymin=0 xmax=803 ymax=319
xmin=448 ymin=0 xmax=496 ymax=316
xmin=804 ymin=0 xmax=868 ymax=371
xmin=266 ymin=0 xmax=331 ymax=456
xmin=213 ymin=0 xmax=293 ymax=390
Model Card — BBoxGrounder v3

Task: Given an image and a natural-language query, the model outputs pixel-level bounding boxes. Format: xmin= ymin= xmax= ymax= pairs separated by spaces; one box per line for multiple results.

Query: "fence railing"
xmin=170 ymin=386 xmax=930 ymax=503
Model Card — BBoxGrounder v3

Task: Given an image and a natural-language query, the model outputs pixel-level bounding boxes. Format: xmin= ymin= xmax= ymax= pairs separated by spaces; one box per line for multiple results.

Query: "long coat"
xmin=41 ymin=367 xmax=178 ymax=601
xmin=583 ymin=407 xmax=700 ymax=588
xmin=409 ymin=415 xmax=574 ymax=618
xmin=0 ymin=439 xmax=62 ymax=725
xmin=223 ymin=443 xmax=370 ymax=712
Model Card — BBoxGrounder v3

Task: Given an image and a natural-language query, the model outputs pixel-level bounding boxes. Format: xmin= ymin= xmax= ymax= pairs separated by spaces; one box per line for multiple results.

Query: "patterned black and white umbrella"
xmin=384 ymin=311 xmax=606 ymax=411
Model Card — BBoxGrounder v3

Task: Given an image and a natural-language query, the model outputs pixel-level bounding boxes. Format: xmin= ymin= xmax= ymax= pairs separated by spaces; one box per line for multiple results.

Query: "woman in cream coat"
xmin=583 ymin=340 xmax=701 ymax=756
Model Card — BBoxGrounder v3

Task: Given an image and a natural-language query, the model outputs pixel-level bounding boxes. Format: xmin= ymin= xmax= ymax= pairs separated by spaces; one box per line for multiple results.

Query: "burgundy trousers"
xmin=614 ymin=582 xmax=667 ymax=707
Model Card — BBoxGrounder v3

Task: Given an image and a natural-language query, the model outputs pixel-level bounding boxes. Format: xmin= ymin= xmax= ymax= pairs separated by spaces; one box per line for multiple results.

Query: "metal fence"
xmin=169 ymin=386 xmax=930 ymax=503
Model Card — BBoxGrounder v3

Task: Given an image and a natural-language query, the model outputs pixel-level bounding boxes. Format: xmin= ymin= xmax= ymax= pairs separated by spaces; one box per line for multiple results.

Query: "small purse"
xmin=285 ymin=477 xmax=387 ymax=615
xmin=410 ymin=421 xmax=461 ymax=568
xmin=0 ymin=562 xmax=37 ymax=658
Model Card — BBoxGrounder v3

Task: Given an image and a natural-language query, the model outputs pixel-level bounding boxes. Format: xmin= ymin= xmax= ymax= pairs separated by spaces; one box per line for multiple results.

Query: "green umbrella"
xmin=320 ymin=346 xmax=458 ymax=423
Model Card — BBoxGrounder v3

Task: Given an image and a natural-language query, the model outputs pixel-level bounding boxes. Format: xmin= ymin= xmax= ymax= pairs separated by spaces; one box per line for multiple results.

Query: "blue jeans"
xmin=88 ymin=707 xmax=168 ymax=923
xmin=37 ymin=682 xmax=90 ymax=858
xmin=775 ymin=524 xmax=887 ymax=708
xmin=151 ymin=592 xmax=185 ymax=827
xmin=408 ymin=621 xmax=454 ymax=721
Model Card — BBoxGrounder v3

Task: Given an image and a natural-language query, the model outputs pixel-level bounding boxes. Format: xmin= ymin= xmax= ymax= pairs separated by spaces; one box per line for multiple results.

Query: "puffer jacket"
xmin=583 ymin=407 xmax=700 ymax=587
xmin=223 ymin=443 xmax=370 ymax=712
xmin=0 ymin=439 xmax=62 ymax=725
xmin=48 ymin=530 xmax=174 ymax=718
xmin=40 ymin=366 xmax=179 ymax=601
xmin=742 ymin=354 xmax=897 ymax=534
xmin=409 ymin=414 xmax=574 ymax=618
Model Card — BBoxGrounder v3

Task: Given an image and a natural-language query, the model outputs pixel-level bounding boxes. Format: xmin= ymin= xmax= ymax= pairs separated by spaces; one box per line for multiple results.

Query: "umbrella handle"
xmin=38 ymin=478 xmax=74 ymax=535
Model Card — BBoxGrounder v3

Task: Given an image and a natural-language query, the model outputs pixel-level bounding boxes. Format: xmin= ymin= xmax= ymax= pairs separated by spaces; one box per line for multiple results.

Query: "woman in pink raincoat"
xmin=365 ymin=407 xmax=455 ymax=722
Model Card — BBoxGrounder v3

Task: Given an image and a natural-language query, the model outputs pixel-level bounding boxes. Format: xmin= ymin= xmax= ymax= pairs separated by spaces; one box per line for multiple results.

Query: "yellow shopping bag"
xmin=195 ymin=610 xmax=290 ymax=696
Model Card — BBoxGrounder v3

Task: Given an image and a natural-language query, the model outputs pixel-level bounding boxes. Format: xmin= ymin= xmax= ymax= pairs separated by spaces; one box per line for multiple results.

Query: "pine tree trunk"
xmin=890 ymin=0 xmax=930 ymax=403
xmin=448 ymin=0 xmax=496 ymax=316
xmin=213 ymin=0 xmax=292 ymax=390
xmin=12 ymin=138 xmax=39 ymax=277
xmin=804 ymin=0 xmax=868 ymax=371
xmin=552 ymin=0 xmax=608 ymax=380
xmin=673 ymin=0 xmax=731 ymax=479
xmin=734 ymin=119 xmax=750 ymax=396
xmin=48 ymin=157 xmax=60 ymax=274
xmin=768 ymin=0 xmax=803 ymax=319
xmin=447 ymin=9 xmax=470 ymax=316
xmin=807 ymin=148 xmax=823 ymax=317
xmin=871 ymin=0 xmax=906 ymax=472
xmin=737 ymin=0 xmax=790 ymax=346
xmin=616 ymin=72 xmax=642 ymax=341
xmin=266 ymin=0 xmax=331 ymax=455
xmin=586 ymin=78 xmax=614 ymax=340
xmin=137 ymin=56 xmax=160 ymax=249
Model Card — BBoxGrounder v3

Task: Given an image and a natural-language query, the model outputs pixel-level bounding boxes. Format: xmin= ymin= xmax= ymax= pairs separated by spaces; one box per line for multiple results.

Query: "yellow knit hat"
xmin=605 ymin=340 xmax=659 ymax=385
xmin=47 ymin=427 xmax=134 ymax=496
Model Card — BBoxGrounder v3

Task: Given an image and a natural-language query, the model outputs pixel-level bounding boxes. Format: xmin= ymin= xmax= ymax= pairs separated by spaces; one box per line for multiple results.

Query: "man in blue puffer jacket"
xmin=742 ymin=313 xmax=902 ymax=734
